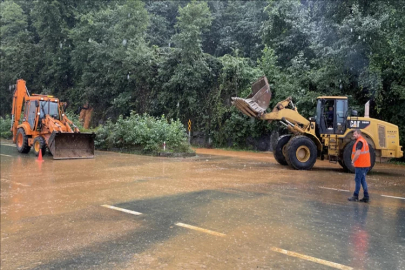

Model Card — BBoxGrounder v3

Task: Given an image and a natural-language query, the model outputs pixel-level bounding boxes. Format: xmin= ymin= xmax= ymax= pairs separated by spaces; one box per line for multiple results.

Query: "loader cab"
xmin=38 ymin=98 xmax=61 ymax=120
xmin=315 ymin=97 xmax=348 ymax=136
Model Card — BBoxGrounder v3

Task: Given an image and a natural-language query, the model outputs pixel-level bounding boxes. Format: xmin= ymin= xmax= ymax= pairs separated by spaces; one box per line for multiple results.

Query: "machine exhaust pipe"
xmin=364 ymin=100 xmax=370 ymax=118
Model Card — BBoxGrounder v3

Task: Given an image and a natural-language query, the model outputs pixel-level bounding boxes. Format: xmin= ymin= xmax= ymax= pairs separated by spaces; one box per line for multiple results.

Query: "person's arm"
xmin=351 ymin=141 xmax=363 ymax=164
xmin=352 ymin=150 xmax=361 ymax=164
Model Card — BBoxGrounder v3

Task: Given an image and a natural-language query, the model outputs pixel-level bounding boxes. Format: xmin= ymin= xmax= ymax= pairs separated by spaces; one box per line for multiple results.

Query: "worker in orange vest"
xmin=348 ymin=129 xmax=371 ymax=203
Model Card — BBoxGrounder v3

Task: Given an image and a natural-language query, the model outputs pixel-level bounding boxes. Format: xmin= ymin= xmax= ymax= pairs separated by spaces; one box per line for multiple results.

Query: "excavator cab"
xmin=315 ymin=97 xmax=348 ymax=136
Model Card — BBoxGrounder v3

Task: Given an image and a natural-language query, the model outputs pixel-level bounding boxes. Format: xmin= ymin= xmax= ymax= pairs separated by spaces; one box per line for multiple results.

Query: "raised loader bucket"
xmin=231 ymin=76 xmax=272 ymax=117
xmin=48 ymin=132 xmax=96 ymax=159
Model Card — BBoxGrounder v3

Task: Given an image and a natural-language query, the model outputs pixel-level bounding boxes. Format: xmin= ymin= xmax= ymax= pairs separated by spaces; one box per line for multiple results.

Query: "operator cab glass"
xmin=27 ymin=101 xmax=37 ymax=129
xmin=39 ymin=100 xmax=60 ymax=120
xmin=316 ymin=98 xmax=348 ymax=135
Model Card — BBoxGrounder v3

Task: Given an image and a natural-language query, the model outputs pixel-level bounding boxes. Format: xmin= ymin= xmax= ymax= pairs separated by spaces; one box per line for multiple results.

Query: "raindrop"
xmin=358 ymin=36 xmax=361 ymax=40
xmin=88 ymin=38 xmax=92 ymax=42
xmin=340 ymin=84 xmax=342 ymax=89
xmin=127 ymin=74 xmax=130 ymax=80
xmin=392 ymin=62 xmax=394 ymax=65
xmin=122 ymin=39 xmax=127 ymax=46
xmin=128 ymin=13 xmax=131 ymax=18
xmin=350 ymin=28 xmax=353 ymax=32
xmin=363 ymin=39 xmax=365 ymax=42
xmin=60 ymin=42 xmax=63 ymax=49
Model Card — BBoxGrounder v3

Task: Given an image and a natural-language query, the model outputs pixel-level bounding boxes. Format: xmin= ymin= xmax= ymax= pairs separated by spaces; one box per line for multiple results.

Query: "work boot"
xmin=348 ymin=196 xmax=359 ymax=202
xmin=359 ymin=197 xmax=370 ymax=203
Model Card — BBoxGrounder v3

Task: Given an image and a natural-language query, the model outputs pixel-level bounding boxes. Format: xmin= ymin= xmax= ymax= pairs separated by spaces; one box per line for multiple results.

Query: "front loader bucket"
xmin=231 ymin=76 xmax=272 ymax=117
xmin=47 ymin=132 xmax=96 ymax=159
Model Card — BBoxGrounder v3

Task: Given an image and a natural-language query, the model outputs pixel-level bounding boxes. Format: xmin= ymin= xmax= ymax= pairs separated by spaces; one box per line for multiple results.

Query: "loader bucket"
xmin=47 ymin=132 xmax=96 ymax=159
xmin=231 ymin=76 xmax=272 ymax=117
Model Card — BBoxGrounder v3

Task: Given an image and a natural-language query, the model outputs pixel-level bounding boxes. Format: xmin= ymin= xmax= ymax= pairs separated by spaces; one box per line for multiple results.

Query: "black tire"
xmin=369 ymin=145 xmax=376 ymax=172
xmin=274 ymin=135 xmax=291 ymax=165
xmin=33 ymin=136 xmax=47 ymax=156
xmin=342 ymin=141 xmax=376 ymax=173
xmin=338 ymin=159 xmax=348 ymax=171
xmin=16 ymin=128 xmax=31 ymax=153
xmin=285 ymin=135 xmax=317 ymax=170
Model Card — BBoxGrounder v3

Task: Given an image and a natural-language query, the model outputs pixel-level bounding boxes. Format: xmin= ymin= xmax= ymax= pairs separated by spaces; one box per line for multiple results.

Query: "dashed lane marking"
xmin=101 ymin=205 xmax=142 ymax=215
xmin=319 ymin=187 xmax=350 ymax=192
xmin=270 ymin=247 xmax=353 ymax=270
xmin=1 ymin=144 xmax=16 ymax=147
xmin=0 ymin=154 xmax=12 ymax=157
xmin=1 ymin=178 xmax=30 ymax=187
xmin=381 ymin=195 xmax=405 ymax=200
xmin=175 ymin=222 xmax=226 ymax=237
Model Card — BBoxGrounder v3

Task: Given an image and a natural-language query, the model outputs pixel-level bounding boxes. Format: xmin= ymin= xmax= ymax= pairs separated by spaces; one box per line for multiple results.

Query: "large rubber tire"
xmin=33 ymin=136 xmax=47 ymax=156
xmin=285 ymin=135 xmax=317 ymax=170
xmin=16 ymin=128 xmax=31 ymax=153
xmin=274 ymin=135 xmax=291 ymax=165
xmin=342 ymin=141 xmax=376 ymax=173
xmin=338 ymin=159 xmax=348 ymax=171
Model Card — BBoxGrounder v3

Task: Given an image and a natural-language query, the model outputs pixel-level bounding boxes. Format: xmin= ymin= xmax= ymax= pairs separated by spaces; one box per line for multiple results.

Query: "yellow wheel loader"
xmin=10 ymin=79 xmax=95 ymax=159
xmin=232 ymin=76 xmax=403 ymax=172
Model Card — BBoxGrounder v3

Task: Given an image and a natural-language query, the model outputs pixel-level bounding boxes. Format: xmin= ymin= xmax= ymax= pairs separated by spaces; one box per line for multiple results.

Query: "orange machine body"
xmin=11 ymin=79 xmax=95 ymax=159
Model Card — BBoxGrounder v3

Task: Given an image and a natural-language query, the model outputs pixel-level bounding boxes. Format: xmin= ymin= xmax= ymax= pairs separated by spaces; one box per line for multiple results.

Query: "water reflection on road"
xmin=1 ymin=142 xmax=404 ymax=269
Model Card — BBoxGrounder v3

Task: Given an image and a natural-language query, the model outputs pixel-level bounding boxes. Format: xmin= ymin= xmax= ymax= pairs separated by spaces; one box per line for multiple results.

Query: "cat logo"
xmin=350 ymin=120 xmax=360 ymax=128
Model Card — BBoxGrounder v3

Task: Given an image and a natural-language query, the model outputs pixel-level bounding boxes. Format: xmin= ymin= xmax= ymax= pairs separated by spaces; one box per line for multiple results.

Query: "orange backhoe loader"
xmin=11 ymin=79 xmax=95 ymax=159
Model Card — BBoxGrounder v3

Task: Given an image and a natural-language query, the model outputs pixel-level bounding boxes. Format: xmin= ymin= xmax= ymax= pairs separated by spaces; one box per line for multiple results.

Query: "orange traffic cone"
xmin=37 ymin=149 xmax=44 ymax=162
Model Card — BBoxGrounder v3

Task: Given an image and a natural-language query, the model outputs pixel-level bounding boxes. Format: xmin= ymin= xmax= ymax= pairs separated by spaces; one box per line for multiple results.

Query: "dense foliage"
xmin=1 ymin=0 xmax=404 ymax=149
xmin=95 ymin=112 xmax=191 ymax=154
xmin=0 ymin=115 xmax=12 ymax=139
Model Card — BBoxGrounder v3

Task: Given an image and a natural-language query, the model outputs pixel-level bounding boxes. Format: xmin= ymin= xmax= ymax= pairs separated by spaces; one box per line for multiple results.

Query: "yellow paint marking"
xmin=319 ymin=186 xmax=349 ymax=192
xmin=0 ymin=154 xmax=12 ymax=157
xmin=101 ymin=205 xmax=142 ymax=215
xmin=270 ymin=247 xmax=353 ymax=270
xmin=175 ymin=222 xmax=226 ymax=237
xmin=381 ymin=195 xmax=405 ymax=200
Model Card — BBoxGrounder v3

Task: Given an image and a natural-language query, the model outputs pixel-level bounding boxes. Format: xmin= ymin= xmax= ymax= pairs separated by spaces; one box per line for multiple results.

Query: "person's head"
xmin=353 ymin=129 xmax=362 ymax=139
xmin=329 ymin=106 xmax=333 ymax=111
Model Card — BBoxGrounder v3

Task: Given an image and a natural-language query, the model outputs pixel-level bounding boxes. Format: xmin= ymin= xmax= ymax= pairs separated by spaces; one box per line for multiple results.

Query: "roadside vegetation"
xmin=0 ymin=115 xmax=12 ymax=139
xmin=95 ymin=112 xmax=192 ymax=155
xmin=1 ymin=0 xmax=404 ymax=153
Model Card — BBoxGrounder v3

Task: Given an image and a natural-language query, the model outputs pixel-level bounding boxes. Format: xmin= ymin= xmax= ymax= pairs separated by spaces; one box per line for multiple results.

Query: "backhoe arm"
xmin=11 ymin=80 xmax=30 ymax=143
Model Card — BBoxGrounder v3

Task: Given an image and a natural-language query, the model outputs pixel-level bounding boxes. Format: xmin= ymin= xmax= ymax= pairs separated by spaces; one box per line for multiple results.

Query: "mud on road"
xmin=1 ymin=140 xmax=405 ymax=269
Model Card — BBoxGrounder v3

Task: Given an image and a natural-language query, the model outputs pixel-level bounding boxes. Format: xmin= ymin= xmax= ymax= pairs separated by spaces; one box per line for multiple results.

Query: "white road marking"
xmin=270 ymin=247 xmax=353 ymax=270
xmin=101 ymin=205 xmax=142 ymax=215
xmin=0 ymin=154 xmax=12 ymax=157
xmin=0 ymin=178 xmax=30 ymax=187
xmin=175 ymin=222 xmax=226 ymax=237
xmin=1 ymin=144 xmax=16 ymax=147
xmin=381 ymin=195 xmax=405 ymax=200
xmin=319 ymin=187 xmax=350 ymax=192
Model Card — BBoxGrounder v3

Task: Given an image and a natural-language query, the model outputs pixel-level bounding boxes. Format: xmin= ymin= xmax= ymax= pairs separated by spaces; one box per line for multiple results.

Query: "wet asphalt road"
xmin=1 ymin=140 xmax=404 ymax=270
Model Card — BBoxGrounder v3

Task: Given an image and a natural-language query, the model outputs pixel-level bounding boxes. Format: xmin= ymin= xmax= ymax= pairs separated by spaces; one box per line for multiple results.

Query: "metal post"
xmin=188 ymin=119 xmax=191 ymax=145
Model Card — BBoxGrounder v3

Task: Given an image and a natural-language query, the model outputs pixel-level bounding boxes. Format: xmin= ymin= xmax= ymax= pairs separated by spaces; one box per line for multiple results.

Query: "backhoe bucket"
xmin=47 ymin=132 xmax=96 ymax=159
xmin=231 ymin=76 xmax=272 ymax=117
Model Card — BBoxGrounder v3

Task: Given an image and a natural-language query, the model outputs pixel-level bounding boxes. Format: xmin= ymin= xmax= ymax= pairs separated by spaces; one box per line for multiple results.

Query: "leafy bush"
xmin=0 ymin=115 xmax=12 ymax=139
xmin=95 ymin=112 xmax=192 ymax=154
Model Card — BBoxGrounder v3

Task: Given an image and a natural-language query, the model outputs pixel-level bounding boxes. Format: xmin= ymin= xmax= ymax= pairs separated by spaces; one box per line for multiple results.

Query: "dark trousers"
xmin=354 ymin=167 xmax=369 ymax=198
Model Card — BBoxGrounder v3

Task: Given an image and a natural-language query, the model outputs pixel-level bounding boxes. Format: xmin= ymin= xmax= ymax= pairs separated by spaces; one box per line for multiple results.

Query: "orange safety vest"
xmin=352 ymin=136 xmax=371 ymax=168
